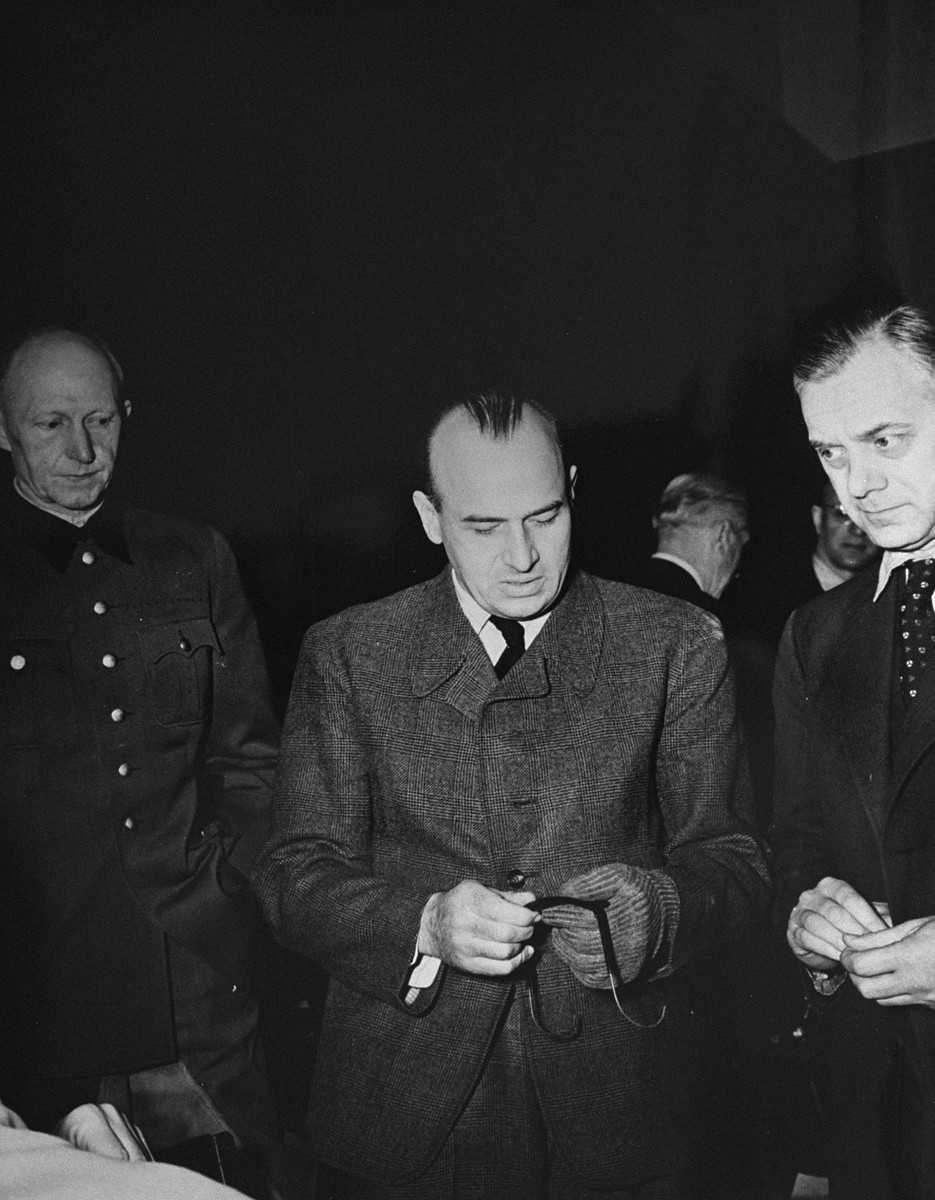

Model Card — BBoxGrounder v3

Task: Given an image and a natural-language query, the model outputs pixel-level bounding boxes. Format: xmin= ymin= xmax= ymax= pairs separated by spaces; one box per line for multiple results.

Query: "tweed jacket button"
xmin=10 ymin=655 xmax=26 ymax=670
xmin=506 ymin=869 xmax=527 ymax=890
xmin=81 ymin=550 xmax=96 ymax=565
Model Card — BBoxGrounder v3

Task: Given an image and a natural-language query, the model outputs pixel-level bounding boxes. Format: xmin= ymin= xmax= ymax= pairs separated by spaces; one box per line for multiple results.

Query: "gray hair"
xmin=654 ymin=472 xmax=749 ymax=541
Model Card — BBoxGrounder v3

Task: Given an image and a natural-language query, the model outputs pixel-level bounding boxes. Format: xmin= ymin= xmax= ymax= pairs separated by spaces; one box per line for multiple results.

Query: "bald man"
xmin=0 ymin=328 xmax=279 ymax=1165
xmin=255 ymin=392 xmax=768 ymax=1199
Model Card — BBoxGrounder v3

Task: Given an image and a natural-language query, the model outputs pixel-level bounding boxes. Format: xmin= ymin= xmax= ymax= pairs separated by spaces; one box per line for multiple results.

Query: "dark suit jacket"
xmin=628 ymin=556 xmax=721 ymax=620
xmin=255 ymin=567 xmax=769 ymax=1188
xmin=771 ymin=568 xmax=935 ymax=1196
xmin=0 ymin=497 xmax=279 ymax=1085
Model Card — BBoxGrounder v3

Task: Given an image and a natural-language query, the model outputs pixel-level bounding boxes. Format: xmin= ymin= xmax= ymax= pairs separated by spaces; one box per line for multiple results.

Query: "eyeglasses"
xmin=524 ymin=896 xmax=665 ymax=1040
xmin=821 ymin=503 xmax=853 ymax=522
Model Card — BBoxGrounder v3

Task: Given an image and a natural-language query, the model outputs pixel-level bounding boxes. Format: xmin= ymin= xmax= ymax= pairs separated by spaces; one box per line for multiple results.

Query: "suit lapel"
xmin=815 ymin=575 xmax=892 ymax=825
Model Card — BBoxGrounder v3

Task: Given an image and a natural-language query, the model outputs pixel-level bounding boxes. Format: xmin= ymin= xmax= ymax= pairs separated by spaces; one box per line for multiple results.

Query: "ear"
xmin=811 ymin=505 xmax=823 ymax=537
xmin=122 ymin=397 xmax=132 ymax=420
xmin=567 ymin=464 xmax=577 ymax=504
xmin=412 ymin=490 xmax=443 ymax=545
xmin=715 ymin=520 xmax=734 ymax=552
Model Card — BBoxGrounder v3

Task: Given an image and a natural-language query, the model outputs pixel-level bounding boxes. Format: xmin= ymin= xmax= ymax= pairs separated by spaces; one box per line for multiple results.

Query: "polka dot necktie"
xmin=489 ymin=615 xmax=526 ymax=680
xmin=899 ymin=558 xmax=935 ymax=705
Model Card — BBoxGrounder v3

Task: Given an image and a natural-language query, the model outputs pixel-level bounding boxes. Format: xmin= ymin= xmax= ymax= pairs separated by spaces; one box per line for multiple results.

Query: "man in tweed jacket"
xmin=254 ymin=394 xmax=768 ymax=1199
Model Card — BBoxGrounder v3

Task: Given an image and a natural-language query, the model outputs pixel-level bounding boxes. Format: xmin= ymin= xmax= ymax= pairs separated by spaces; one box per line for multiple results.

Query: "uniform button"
xmin=506 ymin=869 xmax=527 ymax=890
xmin=110 ymin=708 xmax=125 ymax=722
xmin=93 ymin=601 xmax=108 ymax=615
xmin=102 ymin=653 xmax=117 ymax=668
xmin=124 ymin=816 xmax=135 ymax=830
xmin=81 ymin=550 xmax=96 ymax=565
xmin=10 ymin=655 xmax=26 ymax=671
xmin=117 ymin=762 xmax=131 ymax=777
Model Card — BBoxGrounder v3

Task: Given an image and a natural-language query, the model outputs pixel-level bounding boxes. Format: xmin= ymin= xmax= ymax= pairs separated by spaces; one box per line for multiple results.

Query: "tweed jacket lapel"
xmin=814 ymin=573 xmax=892 ymax=827
xmin=408 ymin=568 xmax=602 ymax=718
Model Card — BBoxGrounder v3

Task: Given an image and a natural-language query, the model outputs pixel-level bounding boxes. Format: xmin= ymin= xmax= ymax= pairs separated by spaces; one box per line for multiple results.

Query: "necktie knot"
xmin=899 ymin=558 xmax=935 ymax=705
xmin=489 ymin=615 xmax=526 ymax=679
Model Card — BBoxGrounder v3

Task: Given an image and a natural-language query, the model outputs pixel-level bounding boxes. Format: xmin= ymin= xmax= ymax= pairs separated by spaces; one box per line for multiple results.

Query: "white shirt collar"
xmin=450 ymin=569 xmax=551 ymax=662
xmin=651 ymin=551 xmax=707 ymax=595
xmin=13 ymin=477 xmax=101 ymax=527
xmin=873 ymin=546 xmax=935 ymax=601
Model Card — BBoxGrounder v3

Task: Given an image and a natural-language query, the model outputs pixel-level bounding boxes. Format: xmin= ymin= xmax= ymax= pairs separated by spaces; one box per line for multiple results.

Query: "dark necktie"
xmin=489 ymin=615 xmax=526 ymax=679
xmin=899 ymin=558 xmax=935 ymax=705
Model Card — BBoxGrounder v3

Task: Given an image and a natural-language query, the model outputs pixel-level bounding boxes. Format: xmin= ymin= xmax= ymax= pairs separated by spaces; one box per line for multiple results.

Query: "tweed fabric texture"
xmin=254 ymin=568 xmax=768 ymax=1189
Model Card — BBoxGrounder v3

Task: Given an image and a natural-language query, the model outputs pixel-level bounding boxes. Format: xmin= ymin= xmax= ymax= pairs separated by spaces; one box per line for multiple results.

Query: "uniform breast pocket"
xmin=0 ymin=638 xmax=78 ymax=747
xmin=138 ymin=617 xmax=220 ymax=726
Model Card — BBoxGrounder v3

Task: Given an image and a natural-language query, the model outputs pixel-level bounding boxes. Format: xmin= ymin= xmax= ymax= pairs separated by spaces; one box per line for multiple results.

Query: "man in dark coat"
xmin=773 ymin=304 xmax=935 ymax=1198
xmin=0 ymin=328 xmax=279 ymax=1155
xmin=254 ymin=393 xmax=769 ymax=1199
xmin=629 ymin=472 xmax=749 ymax=624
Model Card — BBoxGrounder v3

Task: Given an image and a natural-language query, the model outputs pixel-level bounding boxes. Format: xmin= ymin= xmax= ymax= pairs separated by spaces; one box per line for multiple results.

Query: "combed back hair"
xmin=422 ymin=391 xmax=565 ymax=507
xmin=793 ymin=304 xmax=935 ymax=395
xmin=653 ymin=472 xmax=750 ymax=541
xmin=0 ymin=326 xmax=126 ymax=414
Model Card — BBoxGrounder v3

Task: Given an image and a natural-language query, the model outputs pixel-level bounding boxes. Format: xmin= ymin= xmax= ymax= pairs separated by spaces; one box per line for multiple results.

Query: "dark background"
xmin=3 ymin=0 xmax=934 ymax=702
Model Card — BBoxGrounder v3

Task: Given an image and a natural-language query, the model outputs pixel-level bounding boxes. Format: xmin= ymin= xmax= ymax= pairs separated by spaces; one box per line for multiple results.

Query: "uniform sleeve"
xmin=199 ymin=529 xmax=280 ymax=877
xmin=252 ymin=626 xmax=438 ymax=1011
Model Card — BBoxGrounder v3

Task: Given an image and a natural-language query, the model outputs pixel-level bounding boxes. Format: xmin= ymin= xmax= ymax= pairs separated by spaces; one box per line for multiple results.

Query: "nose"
xmin=64 ymin=422 xmax=95 ymax=464
xmin=504 ymin=524 xmax=539 ymax=572
xmin=846 ymin=454 xmax=885 ymax=500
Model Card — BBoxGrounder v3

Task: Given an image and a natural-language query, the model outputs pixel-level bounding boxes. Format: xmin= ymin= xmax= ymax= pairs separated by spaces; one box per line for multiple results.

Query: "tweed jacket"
xmin=255 ymin=567 xmax=768 ymax=1187
xmin=0 ymin=497 xmax=279 ymax=1084
xmin=772 ymin=568 xmax=935 ymax=1076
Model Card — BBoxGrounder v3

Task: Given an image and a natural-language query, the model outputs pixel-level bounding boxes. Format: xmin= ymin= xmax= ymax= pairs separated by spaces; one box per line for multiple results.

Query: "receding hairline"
xmin=0 ymin=328 xmax=124 ymax=413
xmin=425 ymin=400 xmax=567 ymax=509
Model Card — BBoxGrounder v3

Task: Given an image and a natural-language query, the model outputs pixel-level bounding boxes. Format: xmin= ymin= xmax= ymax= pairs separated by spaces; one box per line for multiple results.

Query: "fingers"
xmin=55 ymin=1103 xmax=147 ymax=1161
xmin=0 ymin=1102 xmax=28 ymax=1130
xmin=788 ymin=877 xmax=887 ymax=966
xmin=423 ymin=880 xmax=540 ymax=975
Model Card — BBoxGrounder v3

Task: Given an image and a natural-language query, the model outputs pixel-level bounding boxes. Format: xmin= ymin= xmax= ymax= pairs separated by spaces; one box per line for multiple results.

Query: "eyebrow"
xmin=461 ymin=499 xmax=564 ymax=524
xmin=809 ymin=421 xmax=911 ymax=448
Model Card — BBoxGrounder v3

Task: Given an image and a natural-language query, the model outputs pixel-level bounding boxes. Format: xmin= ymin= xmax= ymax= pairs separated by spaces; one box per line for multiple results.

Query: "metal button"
xmin=124 ymin=816 xmax=135 ymax=830
xmin=102 ymin=653 xmax=117 ymax=668
xmin=117 ymin=762 xmax=131 ymax=777
xmin=10 ymin=655 xmax=26 ymax=671
xmin=81 ymin=550 xmax=96 ymax=565
xmin=178 ymin=636 xmax=191 ymax=652
xmin=506 ymin=869 xmax=527 ymax=890
xmin=111 ymin=708 xmax=125 ymax=722
xmin=93 ymin=601 xmax=108 ymax=615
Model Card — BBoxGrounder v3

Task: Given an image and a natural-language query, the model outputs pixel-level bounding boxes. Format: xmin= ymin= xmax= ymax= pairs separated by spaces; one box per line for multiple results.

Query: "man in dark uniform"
xmin=0 ymin=327 xmax=279 ymax=1159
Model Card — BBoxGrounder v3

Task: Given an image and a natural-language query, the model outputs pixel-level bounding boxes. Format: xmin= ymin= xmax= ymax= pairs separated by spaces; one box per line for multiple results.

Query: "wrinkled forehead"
xmin=801 ymin=339 xmax=935 ymax=432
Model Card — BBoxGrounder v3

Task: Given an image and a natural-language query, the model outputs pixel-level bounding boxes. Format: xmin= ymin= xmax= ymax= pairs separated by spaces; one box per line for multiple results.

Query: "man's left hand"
xmin=841 ymin=915 xmax=935 ymax=1007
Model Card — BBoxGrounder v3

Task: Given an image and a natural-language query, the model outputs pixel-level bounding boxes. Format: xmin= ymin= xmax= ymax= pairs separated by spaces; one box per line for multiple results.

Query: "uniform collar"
xmin=1 ymin=484 xmax=132 ymax=572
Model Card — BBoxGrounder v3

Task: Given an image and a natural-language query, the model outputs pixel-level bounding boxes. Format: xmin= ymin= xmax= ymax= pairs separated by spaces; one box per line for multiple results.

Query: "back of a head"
xmin=653 ymin=472 xmax=749 ymax=543
xmin=793 ymin=302 xmax=935 ymax=395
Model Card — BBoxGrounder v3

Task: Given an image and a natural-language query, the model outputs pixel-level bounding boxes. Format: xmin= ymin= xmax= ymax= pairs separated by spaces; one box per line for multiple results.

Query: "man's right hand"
xmin=419 ymin=880 xmax=538 ymax=975
xmin=787 ymin=876 xmax=890 ymax=970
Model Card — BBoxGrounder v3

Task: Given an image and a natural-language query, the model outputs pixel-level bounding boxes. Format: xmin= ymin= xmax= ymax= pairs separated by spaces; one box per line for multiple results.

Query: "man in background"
xmin=633 ymin=472 xmax=749 ymax=621
xmin=0 ymin=327 xmax=279 ymax=1165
